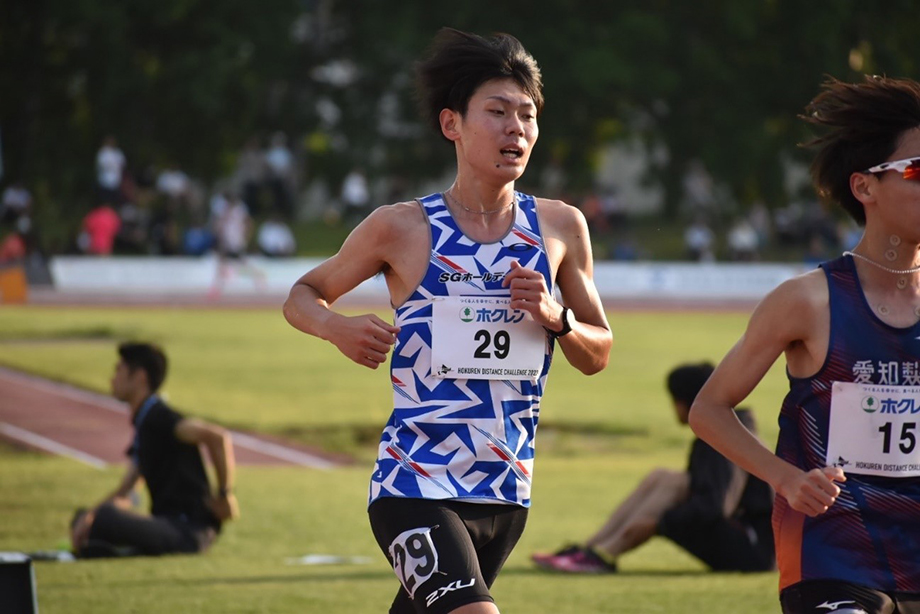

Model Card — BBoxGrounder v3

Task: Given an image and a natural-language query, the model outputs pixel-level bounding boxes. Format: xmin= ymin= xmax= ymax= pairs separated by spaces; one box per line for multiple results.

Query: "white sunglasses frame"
xmin=863 ymin=156 xmax=920 ymax=175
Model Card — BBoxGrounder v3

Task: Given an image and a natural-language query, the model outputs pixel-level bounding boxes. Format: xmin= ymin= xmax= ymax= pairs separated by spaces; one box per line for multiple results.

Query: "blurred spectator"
xmin=183 ymin=214 xmax=216 ymax=256
xmin=209 ymin=190 xmax=229 ymax=224
xmin=235 ymin=136 xmax=267 ymax=216
xmin=134 ymin=164 xmax=160 ymax=207
xmin=682 ymin=160 xmax=715 ymax=214
xmin=610 ymin=236 xmax=640 ymax=261
xmin=265 ymin=132 xmax=295 ymax=218
xmin=0 ymin=218 xmax=29 ymax=263
xmin=149 ymin=200 xmax=181 ymax=256
xmin=216 ymin=193 xmax=251 ymax=258
xmin=748 ymin=201 xmax=772 ymax=250
xmin=1 ymin=181 xmax=32 ymax=225
xmin=257 ymin=213 xmax=296 ymax=257
xmin=80 ymin=204 xmax=121 ymax=256
xmin=156 ymin=164 xmax=192 ymax=208
xmin=727 ymin=218 xmax=759 ymax=261
xmin=69 ymin=342 xmax=238 ymax=558
xmin=773 ymin=202 xmax=805 ymax=246
xmin=802 ymin=200 xmax=840 ymax=253
xmin=804 ymin=234 xmax=829 ymax=266
xmin=600 ymin=186 xmax=627 ymax=231
xmin=113 ymin=203 xmax=149 ymax=255
xmin=684 ymin=217 xmax=715 ymax=262
xmin=532 ymin=362 xmax=774 ymax=575
xmin=341 ymin=167 xmax=370 ymax=223
xmin=96 ymin=136 xmax=126 ymax=205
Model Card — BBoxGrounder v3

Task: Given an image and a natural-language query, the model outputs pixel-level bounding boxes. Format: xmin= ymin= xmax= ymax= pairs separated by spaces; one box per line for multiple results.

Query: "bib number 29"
xmin=389 ymin=528 xmax=439 ymax=598
xmin=474 ymin=330 xmax=510 ymax=359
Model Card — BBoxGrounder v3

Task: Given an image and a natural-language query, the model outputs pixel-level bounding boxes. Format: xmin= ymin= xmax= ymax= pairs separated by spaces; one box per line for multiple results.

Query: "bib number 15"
xmin=879 ymin=421 xmax=917 ymax=454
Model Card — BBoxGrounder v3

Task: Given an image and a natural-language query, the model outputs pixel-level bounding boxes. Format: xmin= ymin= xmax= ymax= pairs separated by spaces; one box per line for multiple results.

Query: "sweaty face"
xmin=455 ymin=78 xmax=539 ymax=181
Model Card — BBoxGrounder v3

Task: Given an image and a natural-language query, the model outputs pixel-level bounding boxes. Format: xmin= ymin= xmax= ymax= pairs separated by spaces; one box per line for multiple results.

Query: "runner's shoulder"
xmin=360 ymin=200 xmax=427 ymax=238
xmin=534 ymin=197 xmax=587 ymax=233
xmin=756 ymin=268 xmax=829 ymax=327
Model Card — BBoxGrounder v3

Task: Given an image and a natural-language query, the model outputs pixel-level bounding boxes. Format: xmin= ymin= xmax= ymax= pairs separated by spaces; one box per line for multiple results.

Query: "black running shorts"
xmin=368 ymin=497 xmax=528 ymax=614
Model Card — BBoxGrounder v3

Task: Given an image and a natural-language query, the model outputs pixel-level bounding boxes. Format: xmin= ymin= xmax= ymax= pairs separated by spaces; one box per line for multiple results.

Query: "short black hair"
xmin=117 ymin=342 xmax=168 ymax=393
xmin=802 ymin=75 xmax=920 ymax=225
xmin=666 ymin=362 xmax=715 ymax=407
xmin=415 ymin=27 xmax=544 ymax=139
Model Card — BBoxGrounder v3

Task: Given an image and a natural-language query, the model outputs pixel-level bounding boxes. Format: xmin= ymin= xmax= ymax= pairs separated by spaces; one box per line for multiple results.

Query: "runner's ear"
xmin=439 ymin=109 xmax=460 ymax=142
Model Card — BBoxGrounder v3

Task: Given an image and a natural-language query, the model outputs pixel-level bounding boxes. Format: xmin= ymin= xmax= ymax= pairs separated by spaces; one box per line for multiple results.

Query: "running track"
xmin=2 ymin=289 xmax=755 ymax=470
xmin=0 ymin=365 xmax=343 ymax=469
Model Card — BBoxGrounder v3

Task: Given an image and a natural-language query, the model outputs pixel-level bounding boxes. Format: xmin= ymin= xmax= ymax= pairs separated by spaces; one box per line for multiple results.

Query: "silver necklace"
xmin=445 ymin=189 xmax=514 ymax=215
xmin=844 ymin=251 xmax=920 ymax=275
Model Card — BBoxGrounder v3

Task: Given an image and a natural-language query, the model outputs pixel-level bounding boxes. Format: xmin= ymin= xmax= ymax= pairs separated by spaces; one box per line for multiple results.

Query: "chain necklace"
xmin=445 ymin=189 xmax=514 ymax=215
xmin=843 ymin=251 xmax=920 ymax=275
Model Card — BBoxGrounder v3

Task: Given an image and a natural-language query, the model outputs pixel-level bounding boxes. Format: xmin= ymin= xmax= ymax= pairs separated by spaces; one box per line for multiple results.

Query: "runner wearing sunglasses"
xmin=863 ymin=156 xmax=920 ymax=181
xmin=690 ymin=75 xmax=920 ymax=614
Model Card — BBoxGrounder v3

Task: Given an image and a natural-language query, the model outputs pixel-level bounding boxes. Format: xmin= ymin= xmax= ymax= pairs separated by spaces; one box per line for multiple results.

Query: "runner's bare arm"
xmin=282 ymin=205 xmax=408 ymax=369
xmin=506 ymin=200 xmax=610 ymax=374
xmin=689 ymin=274 xmax=845 ymax=517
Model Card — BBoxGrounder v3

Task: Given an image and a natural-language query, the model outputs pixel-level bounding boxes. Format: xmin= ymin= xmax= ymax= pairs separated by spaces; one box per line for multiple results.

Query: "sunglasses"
xmin=863 ymin=156 xmax=920 ymax=181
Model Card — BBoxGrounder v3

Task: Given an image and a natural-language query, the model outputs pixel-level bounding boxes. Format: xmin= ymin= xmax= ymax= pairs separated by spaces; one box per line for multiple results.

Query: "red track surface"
xmin=0 ymin=366 xmax=344 ymax=469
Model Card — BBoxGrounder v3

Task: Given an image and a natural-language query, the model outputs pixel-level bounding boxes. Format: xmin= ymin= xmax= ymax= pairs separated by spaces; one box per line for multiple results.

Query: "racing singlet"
xmin=774 ymin=255 xmax=920 ymax=593
xmin=369 ymin=192 xmax=554 ymax=508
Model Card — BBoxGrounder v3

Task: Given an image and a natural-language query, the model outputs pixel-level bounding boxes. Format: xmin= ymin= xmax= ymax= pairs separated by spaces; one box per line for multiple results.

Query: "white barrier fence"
xmin=48 ymin=256 xmax=811 ymax=303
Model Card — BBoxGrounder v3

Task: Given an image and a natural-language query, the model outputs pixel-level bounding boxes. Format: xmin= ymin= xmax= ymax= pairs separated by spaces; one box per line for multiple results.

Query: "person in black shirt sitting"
xmin=532 ymin=362 xmax=775 ymax=573
xmin=70 ymin=342 xmax=239 ymax=557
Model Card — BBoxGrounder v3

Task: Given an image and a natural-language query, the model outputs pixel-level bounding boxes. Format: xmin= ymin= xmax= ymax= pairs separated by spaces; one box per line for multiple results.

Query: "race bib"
xmin=430 ymin=296 xmax=545 ymax=381
xmin=826 ymin=381 xmax=920 ymax=477
xmin=388 ymin=526 xmax=439 ymax=599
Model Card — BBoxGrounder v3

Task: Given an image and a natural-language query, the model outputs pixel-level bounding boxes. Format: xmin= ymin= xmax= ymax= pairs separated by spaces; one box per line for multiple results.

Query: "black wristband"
xmin=545 ymin=306 xmax=573 ymax=338
xmin=218 ymin=487 xmax=232 ymax=497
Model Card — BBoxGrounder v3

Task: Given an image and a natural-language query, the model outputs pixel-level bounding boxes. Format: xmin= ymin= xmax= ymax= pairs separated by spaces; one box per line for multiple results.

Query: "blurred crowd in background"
xmin=2 ymin=2 xmax=906 ymax=277
xmin=0 ymin=133 xmax=858 ymax=272
xmin=0 ymin=133 xmax=308 ymax=269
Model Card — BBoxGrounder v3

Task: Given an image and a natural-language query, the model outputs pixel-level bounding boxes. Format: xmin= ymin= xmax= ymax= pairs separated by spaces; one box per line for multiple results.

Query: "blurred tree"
xmin=315 ymin=0 xmax=920 ymax=214
xmin=0 ymin=0 xmax=300 ymax=214
xmin=3 ymin=0 xmax=920 ymax=249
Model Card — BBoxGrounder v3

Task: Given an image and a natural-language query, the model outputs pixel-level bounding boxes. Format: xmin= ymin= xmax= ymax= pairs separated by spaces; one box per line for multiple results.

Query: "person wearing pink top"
xmin=82 ymin=205 xmax=121 ymax=255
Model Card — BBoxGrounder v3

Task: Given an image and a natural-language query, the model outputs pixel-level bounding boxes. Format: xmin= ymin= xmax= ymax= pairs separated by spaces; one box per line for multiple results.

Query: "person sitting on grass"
xmin=531 ymin=362 xmax=775 ymax=574
xmin=70 ymin=342 xmax=239 ymax=557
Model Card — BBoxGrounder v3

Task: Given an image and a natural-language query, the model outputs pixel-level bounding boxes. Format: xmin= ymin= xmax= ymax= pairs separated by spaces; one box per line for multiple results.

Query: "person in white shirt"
xmin=96 ymin=136 xmax=126 ymax=204
xmin=216 ymin=194 xmax=251 ymax=258
xmin=257 ymin=214 xmax=296 ymax=257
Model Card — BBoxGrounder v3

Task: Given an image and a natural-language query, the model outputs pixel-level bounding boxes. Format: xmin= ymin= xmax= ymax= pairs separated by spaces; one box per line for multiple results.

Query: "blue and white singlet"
xmin=369 ymin=192 xmax=554 ymax=508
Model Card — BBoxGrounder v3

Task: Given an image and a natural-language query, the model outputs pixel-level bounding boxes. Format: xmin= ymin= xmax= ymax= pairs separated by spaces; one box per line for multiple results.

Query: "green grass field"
xmin=0 ymin=305 xmax=786 ymax=613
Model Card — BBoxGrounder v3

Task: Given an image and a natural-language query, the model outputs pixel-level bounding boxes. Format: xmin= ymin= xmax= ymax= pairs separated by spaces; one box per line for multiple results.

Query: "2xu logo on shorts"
xmin=426 ymin=578 xmax=476 ymax=608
